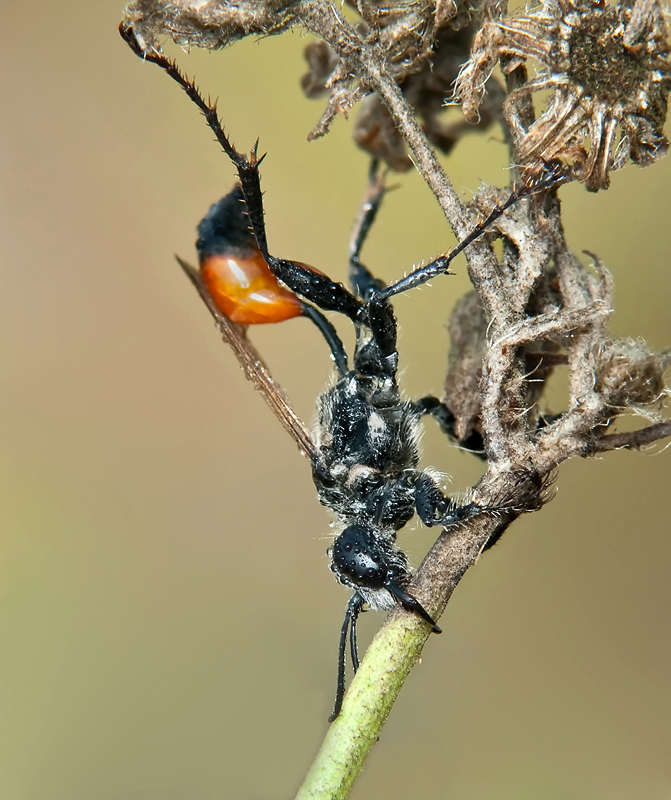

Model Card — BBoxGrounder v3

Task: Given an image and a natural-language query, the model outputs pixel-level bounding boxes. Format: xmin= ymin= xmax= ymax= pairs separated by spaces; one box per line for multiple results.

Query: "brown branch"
xmin=586 ymin=420 xmax=671 ymax=453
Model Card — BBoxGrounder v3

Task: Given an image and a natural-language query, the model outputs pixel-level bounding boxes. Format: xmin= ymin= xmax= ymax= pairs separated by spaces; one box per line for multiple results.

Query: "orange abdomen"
xmin=200 ymin=251 xmax=303 ymax=325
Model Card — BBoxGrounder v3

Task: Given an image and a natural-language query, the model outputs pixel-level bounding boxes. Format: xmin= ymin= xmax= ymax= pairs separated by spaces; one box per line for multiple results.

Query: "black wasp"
xmin=121 ymin=24 xmax=562 ymax=720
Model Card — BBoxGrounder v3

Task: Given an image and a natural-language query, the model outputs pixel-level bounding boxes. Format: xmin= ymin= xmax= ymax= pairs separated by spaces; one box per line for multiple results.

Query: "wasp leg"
xmin=413 ymin=396 xmax=486 ymax=458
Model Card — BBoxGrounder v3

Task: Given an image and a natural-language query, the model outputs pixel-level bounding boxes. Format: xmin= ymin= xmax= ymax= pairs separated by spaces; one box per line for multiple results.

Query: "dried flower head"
xmin=594 ymin=337 xmax=669 ymax=412
xmin=455 ymin=0 xmax=671 ymax=190
xmin=302 ymin=23 xmax=504 ymax=169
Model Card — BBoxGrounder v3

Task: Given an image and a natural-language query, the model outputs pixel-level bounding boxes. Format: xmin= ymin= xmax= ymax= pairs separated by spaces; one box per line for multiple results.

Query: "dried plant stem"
xmin=297 ymin=0 xmax=507 ymax=314
xmin=299 ymin=1 xmax=467 ymax=230
xmin=587 ymin=419 xmax=671 ymax=453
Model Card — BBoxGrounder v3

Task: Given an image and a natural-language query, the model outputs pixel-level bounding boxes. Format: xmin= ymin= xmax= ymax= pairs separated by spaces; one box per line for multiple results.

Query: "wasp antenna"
xmin=330 ymin=594 xmax=364 ymax=722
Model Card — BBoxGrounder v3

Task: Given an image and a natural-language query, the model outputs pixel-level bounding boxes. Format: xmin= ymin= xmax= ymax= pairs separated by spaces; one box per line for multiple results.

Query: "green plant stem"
xmin=295 ymin=614 xmax=430 ymax=800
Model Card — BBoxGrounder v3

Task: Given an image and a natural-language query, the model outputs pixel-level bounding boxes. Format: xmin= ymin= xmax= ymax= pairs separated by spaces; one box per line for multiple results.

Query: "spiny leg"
xmin=373 ymin=162 xmax=567 ymax=304
xmin=120 ymin=23 xmax=364 ymax=324
xmin=363 ymin=162 xmax=565 ymax=359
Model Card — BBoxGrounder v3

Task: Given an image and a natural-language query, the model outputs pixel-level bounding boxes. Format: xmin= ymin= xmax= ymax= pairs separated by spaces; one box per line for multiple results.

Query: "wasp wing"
xmin=177 ymin=256 xmax=318 ymax=462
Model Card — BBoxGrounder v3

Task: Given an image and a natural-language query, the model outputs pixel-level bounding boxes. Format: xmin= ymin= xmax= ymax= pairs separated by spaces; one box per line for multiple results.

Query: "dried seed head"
xmin=301 ymin=10 xmax=503 ymax=168
xmin=594 ymin=337 xmax=668 ymax=411
xmin=455 ymin=0 xmax=671 ymax=190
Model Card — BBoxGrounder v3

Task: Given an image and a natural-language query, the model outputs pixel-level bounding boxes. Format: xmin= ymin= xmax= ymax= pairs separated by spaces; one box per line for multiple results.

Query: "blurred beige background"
xmin=1 ymin=2 xmax=670 ymax=798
